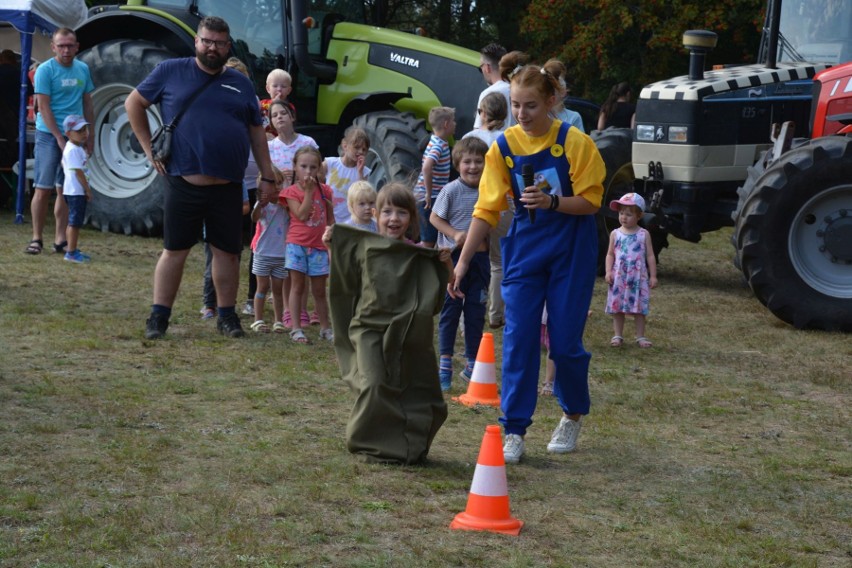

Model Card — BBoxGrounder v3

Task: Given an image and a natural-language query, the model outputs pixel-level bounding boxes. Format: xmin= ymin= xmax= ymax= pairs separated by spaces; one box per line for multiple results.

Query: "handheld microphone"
xmin=522 ymin=163 xmax=535 ymax=224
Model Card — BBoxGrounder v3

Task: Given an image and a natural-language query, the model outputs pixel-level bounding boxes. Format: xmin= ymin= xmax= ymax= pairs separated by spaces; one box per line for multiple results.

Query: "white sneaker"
xmin=241 ymin=301 xmax=254 ymax=316
xmin=503 ymin=434 xmax=525 ymax=464
xmin=547 ymin=416 xmax=582 ymax=454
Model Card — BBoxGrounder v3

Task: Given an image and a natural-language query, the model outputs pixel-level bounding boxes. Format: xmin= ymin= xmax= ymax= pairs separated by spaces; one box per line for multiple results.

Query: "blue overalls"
xmin=495 ymin=122 xmax=598 ymax=436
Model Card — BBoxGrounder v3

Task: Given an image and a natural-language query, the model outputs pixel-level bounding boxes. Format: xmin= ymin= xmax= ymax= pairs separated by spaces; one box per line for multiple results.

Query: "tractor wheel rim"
xmin=788 ymin=184 xmax=852 ymax=298
xmin=88 ymin=83 xmax=161 ymax=199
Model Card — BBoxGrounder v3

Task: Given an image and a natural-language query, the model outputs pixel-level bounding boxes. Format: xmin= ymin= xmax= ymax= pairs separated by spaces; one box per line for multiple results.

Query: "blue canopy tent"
xmin=0 ymin=0 xmax=86 ymax=223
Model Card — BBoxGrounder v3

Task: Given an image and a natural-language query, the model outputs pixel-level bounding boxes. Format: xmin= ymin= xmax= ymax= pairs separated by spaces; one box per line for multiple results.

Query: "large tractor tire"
xmin=734 ymin=136 xmax=852 ymax=331
xmin=731 ymin=139 xmax=809 ymax=272
xmin=730 ymin=150 xmax=769 ymax=272
xmin=78 ymin=40 xmax=176 ymax=235
xmin=353 ymin=111 xmax=429 ymax=190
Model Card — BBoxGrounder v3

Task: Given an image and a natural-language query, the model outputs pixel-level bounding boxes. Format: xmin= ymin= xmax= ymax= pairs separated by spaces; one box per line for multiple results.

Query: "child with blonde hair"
xmin=344 ymin=180 xmax=377 ymax=232
xmin=260 ymin=69 xmax=293 ymax=137
xmin=323 ymin=126 xmax=371 ymax=224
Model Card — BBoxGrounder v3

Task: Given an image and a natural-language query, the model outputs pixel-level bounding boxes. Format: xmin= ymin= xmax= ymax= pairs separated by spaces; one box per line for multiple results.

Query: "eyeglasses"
xmin=477 ymin=108 xmax=485 ymax=114
xmin=197 ymin=37 xmax=230 ymax=49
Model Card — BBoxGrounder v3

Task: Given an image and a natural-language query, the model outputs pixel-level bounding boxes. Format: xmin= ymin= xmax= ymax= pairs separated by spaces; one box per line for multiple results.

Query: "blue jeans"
xmin=33 ymin=129 xmax=64 ymax=189
xmin=438 ymin=250 xmax=490 ymax=359
xmin=416 ymin=199 xmax=438 ymax=244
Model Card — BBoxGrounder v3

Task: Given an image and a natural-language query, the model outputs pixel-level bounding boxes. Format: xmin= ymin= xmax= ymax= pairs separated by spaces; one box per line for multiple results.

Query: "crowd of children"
xmin=39 ymin=59 xmax=659 ymax=465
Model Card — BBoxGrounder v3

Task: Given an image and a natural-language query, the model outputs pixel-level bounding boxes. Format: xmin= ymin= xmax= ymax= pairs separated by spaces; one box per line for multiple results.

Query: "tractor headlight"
xmin=668 ymin=126 xmax=688 ymax=142
xmin=636 ymin=124 xmax=655 ymax=141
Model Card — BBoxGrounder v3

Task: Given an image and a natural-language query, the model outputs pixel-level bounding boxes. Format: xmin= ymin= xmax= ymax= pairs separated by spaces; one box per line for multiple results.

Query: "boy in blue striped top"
xmin=429 ymin=136 xmax=490 ymax=391
xmin=414 ymin=106 xmax=456 ymax=248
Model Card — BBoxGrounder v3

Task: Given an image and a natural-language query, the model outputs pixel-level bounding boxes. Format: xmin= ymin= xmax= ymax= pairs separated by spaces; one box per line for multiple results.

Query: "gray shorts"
xmin=252 ymin=254 xmax=288 ymax=278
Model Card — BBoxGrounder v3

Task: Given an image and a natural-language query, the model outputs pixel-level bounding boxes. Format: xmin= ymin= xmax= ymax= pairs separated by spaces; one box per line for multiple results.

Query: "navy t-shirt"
xmin=136 ymin=58 xmax=261 ymax=182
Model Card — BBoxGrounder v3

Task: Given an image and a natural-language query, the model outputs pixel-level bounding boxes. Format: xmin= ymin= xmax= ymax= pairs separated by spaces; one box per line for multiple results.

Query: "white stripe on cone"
xmin=470 ymin=361 xmax=496 ymax=384
xmin=469 ymin=464 xmax=509 ymax=497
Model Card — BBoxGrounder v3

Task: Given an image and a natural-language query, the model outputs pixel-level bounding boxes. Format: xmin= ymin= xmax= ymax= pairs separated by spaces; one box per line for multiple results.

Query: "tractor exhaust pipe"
xmin=683 ymin=30 xmax=718 ymax=81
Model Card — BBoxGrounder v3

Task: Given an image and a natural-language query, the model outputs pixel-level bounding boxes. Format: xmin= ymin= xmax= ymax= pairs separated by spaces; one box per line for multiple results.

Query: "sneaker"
xmin=459 ymin=361 xmax=474 ymax=383
xmin=217 ymin=312 xmax=245 ymax=338
xmin=503 ymin=434 xmax=525 ymax=464
xmin=241 ymin=300 xmax=254 ymax=316
xmin=199 ymin=307 xmax=216 ymax=320
xmin=547 ymin=416 xmax=582 ymax=454
xmin=63 ymin=249 xmax=90 ymax=263
xmin=145 ymin=312 xmax=169 ymax=340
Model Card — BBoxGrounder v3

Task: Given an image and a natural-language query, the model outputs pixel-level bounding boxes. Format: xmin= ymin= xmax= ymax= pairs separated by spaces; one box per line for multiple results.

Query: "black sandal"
xmin=25 ymin=239 xmax=43 ymax=255
xmin=53 ymin=240 xmax=68 ymax=254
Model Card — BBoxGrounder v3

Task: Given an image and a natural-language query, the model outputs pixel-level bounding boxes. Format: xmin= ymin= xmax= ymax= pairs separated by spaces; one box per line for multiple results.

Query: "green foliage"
xmin=520 ymin=0 xmax=766 ymax=102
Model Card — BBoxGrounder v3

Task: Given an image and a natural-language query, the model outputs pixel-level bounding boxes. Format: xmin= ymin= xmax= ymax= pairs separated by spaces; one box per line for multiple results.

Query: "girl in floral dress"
xmin=605 ymin=193 xmax=658 ymax=348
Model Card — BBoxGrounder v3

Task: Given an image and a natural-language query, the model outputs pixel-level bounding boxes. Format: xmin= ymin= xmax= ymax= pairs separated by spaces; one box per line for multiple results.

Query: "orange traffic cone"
xmin=453 ymin=332 xmax=500 ymax=407
xmin=450 ymin=425 xmax=523 ymax=535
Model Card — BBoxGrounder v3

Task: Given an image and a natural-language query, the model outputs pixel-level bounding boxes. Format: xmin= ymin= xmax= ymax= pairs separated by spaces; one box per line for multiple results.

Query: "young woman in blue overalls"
xmin=450 ymin=51 xmax=605 ymax=463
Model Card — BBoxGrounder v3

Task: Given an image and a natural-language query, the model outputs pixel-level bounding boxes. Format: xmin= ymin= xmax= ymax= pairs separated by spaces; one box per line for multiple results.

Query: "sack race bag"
xmin=150 ymin=124 xmax=174 ymax=163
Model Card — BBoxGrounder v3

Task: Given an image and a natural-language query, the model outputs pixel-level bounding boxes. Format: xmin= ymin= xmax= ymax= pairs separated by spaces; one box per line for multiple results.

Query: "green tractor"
xmin=74 ymin=0 xmax=483 ymax=235
xmin=593 ymin=0 xmax=852 ymax=331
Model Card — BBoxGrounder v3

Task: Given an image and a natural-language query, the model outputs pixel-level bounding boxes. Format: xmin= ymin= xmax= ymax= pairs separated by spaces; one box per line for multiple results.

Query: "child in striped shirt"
xmin=414 ymin=106 xmax=456 ymax=248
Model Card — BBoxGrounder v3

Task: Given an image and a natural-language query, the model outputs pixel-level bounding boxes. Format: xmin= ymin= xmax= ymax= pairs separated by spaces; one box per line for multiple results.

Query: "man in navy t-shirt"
xmin=125 ymin=16 xmax=278 ymax=340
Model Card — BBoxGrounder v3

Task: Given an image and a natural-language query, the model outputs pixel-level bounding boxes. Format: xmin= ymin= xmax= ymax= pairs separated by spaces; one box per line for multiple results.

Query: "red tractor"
xmin=732 ymin=62 xmax=852 ymax=330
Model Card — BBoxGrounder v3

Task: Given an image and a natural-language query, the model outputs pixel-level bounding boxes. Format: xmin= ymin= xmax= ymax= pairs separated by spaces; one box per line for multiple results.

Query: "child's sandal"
xmin=272 ymin=322 xmax=286 ymax=334
xmin=289 ymin=328 xmax=310 ymax=344
xmin=250 ymin=320 xmax=270 ymax=333
xmin=610 ymin=335 xmax=624 ymax=347
xmin=319 ymin=328 xmax=333 ymax=342
xmin=539 ymin=380 xmax=554 ymax=396
xmin=635 ymin=336 xmax=652 ymax=348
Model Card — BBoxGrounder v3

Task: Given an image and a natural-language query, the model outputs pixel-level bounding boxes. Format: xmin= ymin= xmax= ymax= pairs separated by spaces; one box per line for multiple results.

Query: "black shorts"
xmin=163 ymin=176 xmax=243 ymax=254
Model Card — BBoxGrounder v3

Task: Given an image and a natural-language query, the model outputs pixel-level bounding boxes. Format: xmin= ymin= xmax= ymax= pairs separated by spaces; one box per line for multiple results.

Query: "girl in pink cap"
xmin=605 ymin=192 xmax=658 ymax=347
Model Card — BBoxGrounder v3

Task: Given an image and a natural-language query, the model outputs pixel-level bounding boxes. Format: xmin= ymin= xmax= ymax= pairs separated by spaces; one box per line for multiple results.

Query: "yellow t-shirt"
xmin=473 ymin=121 xmax=605 ymax=227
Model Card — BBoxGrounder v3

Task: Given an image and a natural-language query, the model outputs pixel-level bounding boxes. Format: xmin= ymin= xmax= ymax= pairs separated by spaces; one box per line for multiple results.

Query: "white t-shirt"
xmin=268 ymin=134 xmax=318 ymax=172
xmin=61 ymin=141 xmax=88 ymax=196
xmin=474 ymin=80 xmax=515 ymax=129
xmin=324 ymin=156 xmax=371 ymax=224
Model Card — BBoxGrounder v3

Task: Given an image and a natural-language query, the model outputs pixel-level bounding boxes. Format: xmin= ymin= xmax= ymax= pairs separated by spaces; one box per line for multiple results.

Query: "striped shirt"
xmin=432 ymin=178 xmax=479 ymax=249
xmin=413 ymin=134 xmax=451 ymax=201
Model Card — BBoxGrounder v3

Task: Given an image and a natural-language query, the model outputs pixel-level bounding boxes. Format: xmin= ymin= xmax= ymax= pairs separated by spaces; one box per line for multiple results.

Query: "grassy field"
xmin=0 ymin=215 xmax=849 ymax=567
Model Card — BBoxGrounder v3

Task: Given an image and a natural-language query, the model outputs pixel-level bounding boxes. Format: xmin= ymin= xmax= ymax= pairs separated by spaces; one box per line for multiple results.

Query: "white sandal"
xmin=319 ymin=328 xmax=334 ymax=342
xmin=250 ymin=320 xmax=270 ymax=333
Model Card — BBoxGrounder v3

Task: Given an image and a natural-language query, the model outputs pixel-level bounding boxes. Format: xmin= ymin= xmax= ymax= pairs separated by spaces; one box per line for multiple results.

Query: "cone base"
xmin=452 ymin=393 xmax=500 ymax=407
xmin=450 ymin=512 xmax=523 ymax=536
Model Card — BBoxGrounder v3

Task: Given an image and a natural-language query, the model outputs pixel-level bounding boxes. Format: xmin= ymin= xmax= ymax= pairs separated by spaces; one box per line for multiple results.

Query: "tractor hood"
xmin=330 ymin=22 xmax=479 ymax=66
xmin=640 ymin=62 xmax=829 ymax=101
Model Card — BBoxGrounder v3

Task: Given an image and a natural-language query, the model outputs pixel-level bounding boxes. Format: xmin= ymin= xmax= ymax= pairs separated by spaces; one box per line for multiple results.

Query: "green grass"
xmin=0 ymin=216 xmax=850 ymax=567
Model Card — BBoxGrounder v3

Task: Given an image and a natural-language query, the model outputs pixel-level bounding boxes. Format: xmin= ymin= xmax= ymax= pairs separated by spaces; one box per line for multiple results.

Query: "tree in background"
xmin=521 ymin=0 xmax=765 ymax=104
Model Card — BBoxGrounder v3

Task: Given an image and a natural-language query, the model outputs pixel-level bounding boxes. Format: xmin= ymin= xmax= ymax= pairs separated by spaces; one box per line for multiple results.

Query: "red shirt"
xmin=279 ymin=183 xmax=333 ymax=249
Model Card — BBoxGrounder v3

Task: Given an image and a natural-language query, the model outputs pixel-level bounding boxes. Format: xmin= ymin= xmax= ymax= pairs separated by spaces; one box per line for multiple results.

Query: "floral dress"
xmin=606 ymin=228 xmax=651 ymax=315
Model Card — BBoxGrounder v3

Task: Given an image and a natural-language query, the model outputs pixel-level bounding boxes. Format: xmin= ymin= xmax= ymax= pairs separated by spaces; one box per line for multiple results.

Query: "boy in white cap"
xmin=61 ymin=114 xmax=93 ymax=263
xmin=604 ymin=192 xmax=658 ymax=347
